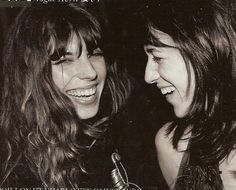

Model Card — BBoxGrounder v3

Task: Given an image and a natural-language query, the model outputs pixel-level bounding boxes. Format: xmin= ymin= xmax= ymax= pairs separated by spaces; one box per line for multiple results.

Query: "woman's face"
xmin=51 ymin=34 xmax=107 ymax=119
xmin=144 ymin=29 xmax=195 ymax=118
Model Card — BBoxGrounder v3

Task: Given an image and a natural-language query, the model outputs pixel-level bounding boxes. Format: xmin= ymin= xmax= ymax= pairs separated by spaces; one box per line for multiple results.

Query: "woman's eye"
xmin=88 ymin=48 xmax=104 ymax=58
xmin=152 ymin=56 xmax=162 ymax=63
xmin=51 ymin=57 xmax=73 ymax=66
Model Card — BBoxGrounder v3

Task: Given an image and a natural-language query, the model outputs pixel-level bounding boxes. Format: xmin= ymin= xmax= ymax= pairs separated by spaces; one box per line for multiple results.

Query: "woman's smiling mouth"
xmin=160 ymin=86 xmax=175 ymax=95
xmin=66 ymin=86 xmax=97 ymax=104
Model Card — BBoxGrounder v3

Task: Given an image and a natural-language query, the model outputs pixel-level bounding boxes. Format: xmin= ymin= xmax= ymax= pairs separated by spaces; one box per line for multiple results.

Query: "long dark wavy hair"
xmin=0 ymin=3 xmax=131 ymax=188
xmin=146 ymin=0 xmax=236 ymax=189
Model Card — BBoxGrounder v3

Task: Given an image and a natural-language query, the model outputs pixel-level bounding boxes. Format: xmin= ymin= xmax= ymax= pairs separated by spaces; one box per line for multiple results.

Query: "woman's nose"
xmin=75 ymin=57 xmax=97 ymax=80
xmin=144 ymin=58 xmax=160 ymax=84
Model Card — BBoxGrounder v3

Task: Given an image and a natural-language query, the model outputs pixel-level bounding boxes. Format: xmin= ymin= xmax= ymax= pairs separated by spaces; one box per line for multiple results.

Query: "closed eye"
xmin=88 ymin=48 xmax=104 ymax=58
xmin=152 ymin=56 xmax=162 ymax=63
xmin=51 ymin=56 xmax=75 ymax=65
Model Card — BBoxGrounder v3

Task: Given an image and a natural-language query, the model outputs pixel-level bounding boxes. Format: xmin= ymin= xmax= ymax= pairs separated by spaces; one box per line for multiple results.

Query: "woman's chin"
xmin=75 ymin=103 xmax=100 ymax=120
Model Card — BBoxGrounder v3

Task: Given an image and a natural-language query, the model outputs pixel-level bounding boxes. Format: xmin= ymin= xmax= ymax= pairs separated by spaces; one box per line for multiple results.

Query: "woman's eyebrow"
xmin=144 ymin=44 xmax=176 ymax=54
xmin=145 ymin=47 xmax=161 ymax=54
xmin=146 ymin=37 xmax=177 ymax=49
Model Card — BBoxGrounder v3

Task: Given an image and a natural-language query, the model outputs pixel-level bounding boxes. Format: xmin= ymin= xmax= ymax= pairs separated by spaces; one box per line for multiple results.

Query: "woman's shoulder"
xmin=155 ymin=122 xmax=189 ymax=158
xmin=155 ymin=122 xmax=173 ymax=153
xmin=155 ymin=122 xmax=190 ymax=188
xmin=220 ymin=149 xmax=236 ymax=190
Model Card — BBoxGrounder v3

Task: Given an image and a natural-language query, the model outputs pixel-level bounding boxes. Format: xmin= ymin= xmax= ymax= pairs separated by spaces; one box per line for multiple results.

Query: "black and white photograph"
xmin=0 ymin=0 xmax=235 ymax=189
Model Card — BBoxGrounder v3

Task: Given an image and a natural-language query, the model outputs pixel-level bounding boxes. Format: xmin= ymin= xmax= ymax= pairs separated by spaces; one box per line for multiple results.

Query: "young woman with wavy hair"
xmin=144 ymin=0 xmax=236 ymax=189
xmin=0 ymin=3 xmax=131 ymax=188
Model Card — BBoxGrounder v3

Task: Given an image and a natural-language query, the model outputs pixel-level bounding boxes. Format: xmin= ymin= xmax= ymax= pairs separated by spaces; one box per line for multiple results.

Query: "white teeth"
xmin=160 ymin=86 xmax=175 ymax=95
xmin=67 ymin=87 xmax=96 ymax=98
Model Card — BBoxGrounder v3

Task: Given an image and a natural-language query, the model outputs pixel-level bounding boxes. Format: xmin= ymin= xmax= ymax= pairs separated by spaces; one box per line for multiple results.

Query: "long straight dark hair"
xmin=146 ymin=0 xmax=236 ymax=165
xmin=145 ymin=0 xmax=236 ymax=189
xmin=0 ymin=3 xmax=131 ymax=187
